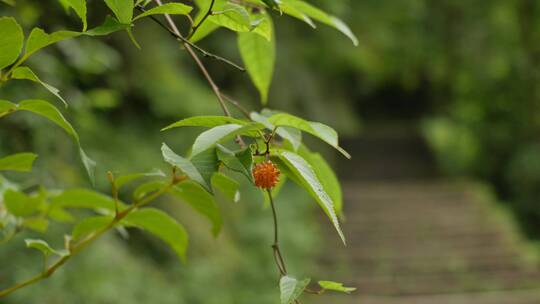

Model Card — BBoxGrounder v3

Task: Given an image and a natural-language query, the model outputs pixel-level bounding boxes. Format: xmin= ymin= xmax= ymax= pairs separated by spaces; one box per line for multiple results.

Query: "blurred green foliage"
xmin=0 ymin=1 xmax=348 ymax=303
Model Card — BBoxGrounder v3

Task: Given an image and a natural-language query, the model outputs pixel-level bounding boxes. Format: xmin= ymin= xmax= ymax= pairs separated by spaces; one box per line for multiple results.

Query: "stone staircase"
xmin=314 ymin=125 xmax=540 ymax=304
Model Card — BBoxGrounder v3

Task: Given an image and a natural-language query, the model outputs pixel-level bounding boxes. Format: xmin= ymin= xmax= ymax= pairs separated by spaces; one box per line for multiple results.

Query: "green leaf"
xmin=11 ymin=66 xmax=68 ymax=107
xmin=318 ymin=280 xmax=356 ymax=294
xmin=262 ymin=0 xmax=280 ymax=10
xmin=104 ymin=0 xmax=134 ymax=24
xmin=190 ymin=18 xmax=220 ymax=43
xmin=169 ymin=180 xmax=222 ymax=236
xmin=18 ymin=99 xmax=77 ymax=138
xmin=123 ymin=208 xmax=188 ymax=262
xmin=0 ymin=153 xmax=37 ymax=172
xmin=280 ymin=276 xmax=310 ymax=304
xmin=133 ymin=3 xmax=192 ymax=21
xmin=298 ymin=147 xmax=343 ymax=216
xmin=48 ymin=207 xmax=75 ymax=223
xmin=280 ymin=5 xmax=315 ymax=28
xmin=161 ymin=143 xmax=210 ymax=191
xmin=251 ymin=111 xmax=301 ymax=150
xmin=72 ymin=215 xmax=112 ymax=240
xmin=209 ymin=2 xmax=251 ymax=32
xmin=162 ymin=115 xmax=248 ymax=131
xmin=23 ymin=28 xmax=80 ymax=62
xmin=132 ymin=180 xmax=164 ymax=200
xmin=15 ymin=99 xmax=96 ymax=183
xmin=1 ymin=0 xmax=16 ymax=6
xmin=268 ymin=113 xmax=350 ymax=158
xmin=51 ymin=189 xmax=119 ymax=213
xmin=23 ymin=218 xmax=49 ymax=233
xmin=192 ymin=123 xmax=263 ymax=156
xmin=0 ymin=17 xmax=23 ymax=69
xmin=190 ymin=148 xmax=219 ymax=191
xmin=211 ymin=172 xmax=240 ymax=202
xmin=237 ymin=15 xmax=275 ymax=104
xmin=280 ymin=0 xmax=358 ymax=46
xmin=0 ymin=99 xmax=17 ymax=117
xmin=59 ymin=0 xmax=87 ymax=30
xmin=277 ymin=150 xmax=345 ymax=244
xmin=216 ymin=145 xmax=253 ymax=182
xmin=84 ymin=16 xmax=130 ymax=36
xmin=114 ymin=170 xmax=165 ymax=189
xmin=4 ymin=189 xmax=42 ymax=217
xmin=25 ymin=239 xmax=68 ymax=257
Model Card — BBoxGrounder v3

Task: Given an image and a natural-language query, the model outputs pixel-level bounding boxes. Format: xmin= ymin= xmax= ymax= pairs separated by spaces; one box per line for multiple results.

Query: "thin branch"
xmin=188 ymin=0 xmax=215 ymax=39
xmin=137 ymin=6 xmax=245 ymax=72
xmin=222 ymin=93 xmax=252 ymax=119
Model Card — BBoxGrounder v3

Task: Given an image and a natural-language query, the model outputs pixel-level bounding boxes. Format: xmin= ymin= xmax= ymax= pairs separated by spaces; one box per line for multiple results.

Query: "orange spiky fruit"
xmin=252 ymin=160 xmax=280 ymax=189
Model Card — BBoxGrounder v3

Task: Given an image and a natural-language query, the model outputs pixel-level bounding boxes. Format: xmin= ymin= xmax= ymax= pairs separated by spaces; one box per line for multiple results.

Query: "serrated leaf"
xmin=23 ymin=28 xmax=80 ymax=62
xmin=11 ymin=66 xmax=68 ymax=107
xmin=0 ymin=17 xmax=23 ymax=69
xmin=278 ymin=150 xmax=345 ymax=244
xmin=161 ymin=143 xmax=210 ymax=191
xmin=51 ymin=189 xmax=120 ymax=213
xmin=59 ymin=0 xmax=87 ymax=30
xmin=216 ymin=145 xmax=254 ymax=182
xmin=298 ymin=146 xmax=343 ymax=216
xmin=0 ymin=153 xmax=37 ymax=172
xmin=169 ymin=180 xmax=222 ymax=235
xmin=318 ymin=280 xmax=356 ymax=294
xmin=4 ymin=189 xmax=42 ymax=217
xmin=268 ymin=113 xmax=350 ymax=158
xmin=123 ymin=208 xmax=188 ymax=262
xmin=104 ymin=0 xmax=134 ymax=24
xmin=237 ymin=15 xmax=275 ymax=104
xmin=134 ymin=3 xmax=192 ymax=21
xmin=280 ymin=0 xmax=358 ymax=46
xmin=211 ymin=172 xmax=240 ymax=203
xmin=162 ymin=116 xmax=248 ymax=131
xmin=280 ymin=276 xmax=310 ymax=304
xmin=84 ymin=16 xmax=129 ymax=36
xmin=72 ymin=215 xmax=113 ymax=240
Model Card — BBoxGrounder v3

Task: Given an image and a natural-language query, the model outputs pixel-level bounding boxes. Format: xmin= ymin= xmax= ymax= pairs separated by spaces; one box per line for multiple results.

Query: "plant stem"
xmin=267 ymin=189 xmax=288 ymax=276
xmin=188 ymin=0 xmax=215 ymax=39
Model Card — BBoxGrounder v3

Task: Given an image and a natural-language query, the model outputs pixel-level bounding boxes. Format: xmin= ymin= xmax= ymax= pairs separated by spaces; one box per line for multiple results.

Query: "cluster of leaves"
xmin=0 ymin=0 xmax=356 ymax=301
